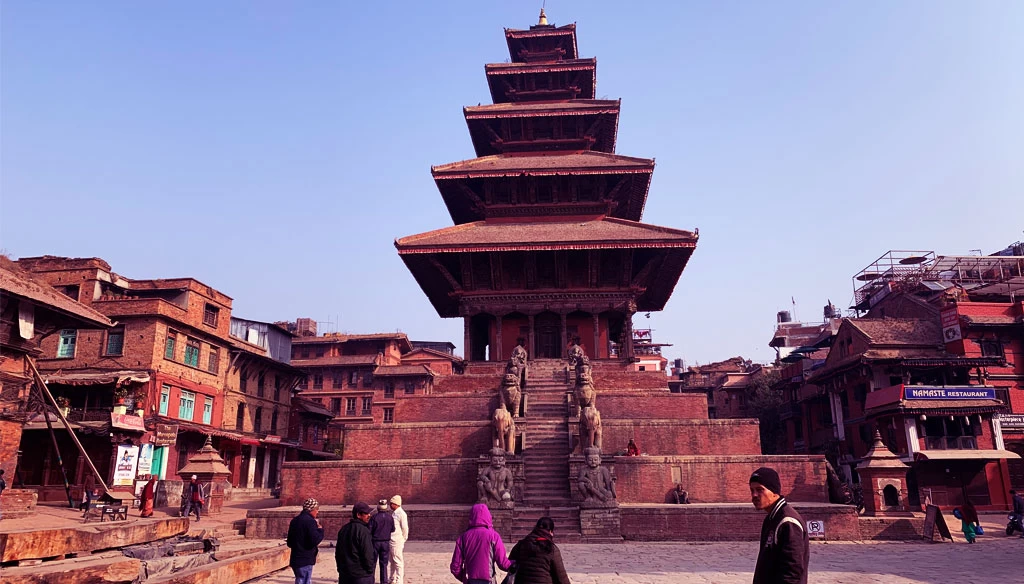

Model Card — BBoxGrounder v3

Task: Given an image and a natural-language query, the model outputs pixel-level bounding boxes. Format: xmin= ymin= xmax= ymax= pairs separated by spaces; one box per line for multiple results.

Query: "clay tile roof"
xmin=395 ymin=218 xmax=696 ymax=254
xmin=431 ymin=152 xmax=653 ymax=179
xmin=373 ymin=365 xmax=434 ymax=377
xmin=484 ymin=58 xmax=596 ymax=74
xmin=403 ymin=347 xmax=464 ymax=362
xmin=0 ymin=259 xmax=112 ymax=329
xmin=463 ymin=100 xmax=620 ymax=118
xmin=963 ymin=314 xmax=1020 ymax=325
xmin=290 ymin=354 xmax=379 ymax=367
xmin=848 ymin=318 xmax=942 ymax=346
xmin=292 ymin=398 xmax=334 ymax=419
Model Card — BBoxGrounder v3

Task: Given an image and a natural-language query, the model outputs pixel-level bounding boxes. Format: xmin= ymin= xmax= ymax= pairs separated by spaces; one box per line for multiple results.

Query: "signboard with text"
xmin=905 ymin=387 xmax=996 ymax=400
xmin=154 ymin=424 xmax=178 ymax=446
xmin=137 ymin=443 xmax=154 ymax=476
xmin=997 ymin=414 xmax=1024 ymax=430
xmin=806 ymin=520 xmax=826 ymax=539
xmin=110 ymin=412 xmax=146 ymax=432
xmin=113 ymin=445 xmax=140 ymax=487
xmin=940 ymin=306 xmax=963 ymax=344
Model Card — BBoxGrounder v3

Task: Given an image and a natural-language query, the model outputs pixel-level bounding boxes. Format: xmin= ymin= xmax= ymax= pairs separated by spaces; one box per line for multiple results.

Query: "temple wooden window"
xmin=57 ymin=329 xmax=77 ymax=358
xmin=577 ymin=178 xmax=598 ymax=202
xmin=363 ymin=371 xmax=374 ymax=386
xmin=105 ymin=327 xmax=125 ymax=356
xmin=472 ymin=253 xmax=493 ymax=290
xmin=333 ymin=375 xmax=344 ymax=389
xmin=202 ymin=396 xmax=213 ymax=425
xmin=301 ymin=349 xmax=310 ymax=359
xmin=207 ymin=348 xmax=219 ymax=374
xmin=536 ymin=253 xmax=556 ymax=287
xmin=240 ymin=368 xmax=248 ymax=393
xmin=598 ymin=252 xmax=621 ymax=286
xmin=362 ymin=396 xmax=372 ymax=415
xmin=404 ymin=380 xmax=415 ymax=394
xmin=313 ymin=375 xmax=324 ymax=390
xmin=270 ymin=409 xmax=279 ymax=434
xmin=236 ymin=403 xmax=245 ymax=429
xmin=203 ymin=303 xmax=219 ymax=327
xmin=349 ymin=370 xmax=359 ymax=387
xmin=493 ymin=181 xmax=512 ymax=205
xmin=274 ymin=376 xmax=282 ymax=401
xmin=184 ymin=339 xmax=201 ymax=368
xmin=331 ymin=398 xmax=341 ymax=415
xmin=257 ymin=372 xmax=265 ymax=397
xmin=535 ymin=180 xmax=553 ymax=203
xmin=384 ymin=382 xmax=395 ymax=399
xmin=383 ymin=407 xmax=394 ymax=423
xmin=979 ymin=340 xmax=1004 ymax=358
xmin=316 ymin=347 xmax=325 ymax=358
xmin=62 ymin=284 xmax=80 ymax=300
xmin=254 ymin=406 xmax=263 ymax=433
xmin=346 ymin=397 xmax=356 ymax=416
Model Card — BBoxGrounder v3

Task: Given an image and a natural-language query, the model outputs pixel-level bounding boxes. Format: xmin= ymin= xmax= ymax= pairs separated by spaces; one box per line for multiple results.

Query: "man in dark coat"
xmin=749 ymin=467 xmax=809 ymax=584
xmin=286 ymin=497 xmax=324 ymax=584
xmin=337 ymin=501 xmax=377 ymax=584
xmin=368 ymin=499 xmax=395 ymax=584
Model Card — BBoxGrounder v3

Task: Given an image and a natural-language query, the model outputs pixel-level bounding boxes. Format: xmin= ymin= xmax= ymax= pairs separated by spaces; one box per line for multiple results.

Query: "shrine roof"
xmin=395 ymin=217 xmax=695 ymax=253
xmin=504 ymin=23 xmax=578 ymax=62
xmin=463 ymin=100 xmax=620 ymax=118
xmin=432 ymin=151 xmax=652 ymax=178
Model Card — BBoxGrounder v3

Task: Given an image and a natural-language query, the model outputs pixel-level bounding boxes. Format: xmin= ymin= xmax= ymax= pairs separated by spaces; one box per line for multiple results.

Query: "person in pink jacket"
xmin=450 ymin=504 xmax=514 ymax=584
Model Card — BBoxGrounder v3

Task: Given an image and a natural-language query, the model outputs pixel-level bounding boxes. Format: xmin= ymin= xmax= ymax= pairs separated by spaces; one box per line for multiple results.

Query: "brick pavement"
xmin=251 ymin=537 xmax=1023 ymax=584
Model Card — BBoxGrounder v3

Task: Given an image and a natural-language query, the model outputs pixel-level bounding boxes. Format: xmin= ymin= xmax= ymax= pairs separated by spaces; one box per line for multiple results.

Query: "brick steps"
xmin=511 ymin=506 xmax=580 ymax=541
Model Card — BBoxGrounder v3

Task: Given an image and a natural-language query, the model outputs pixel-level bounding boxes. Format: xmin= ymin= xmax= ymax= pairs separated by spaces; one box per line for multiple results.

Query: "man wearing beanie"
xmin=286 ymin=498 xmax=324 ymax=584
xmin=337 ymin=502 xmax=377 ymax=584
xmin=749 ymin=467 xmax=809 ymax=584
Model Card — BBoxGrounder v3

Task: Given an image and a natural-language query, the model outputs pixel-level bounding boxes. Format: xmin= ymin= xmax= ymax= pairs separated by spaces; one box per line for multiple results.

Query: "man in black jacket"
xmin=286 ymin=498 xmax=324 ymax=584
xmin=337 ymin=502 xmax=377 ymax=584
xmin=749 ymin=467 xmax=809 ymax=584
xmin=368 ymin=499 xmax=395 ymax=584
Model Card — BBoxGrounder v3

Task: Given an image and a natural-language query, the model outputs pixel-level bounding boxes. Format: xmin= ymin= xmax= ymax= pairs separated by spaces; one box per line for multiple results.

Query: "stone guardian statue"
xmin=477 ymin=447 xmax=514 ymax=506
xmin=577 ymin=446 xmax=616 ymax=505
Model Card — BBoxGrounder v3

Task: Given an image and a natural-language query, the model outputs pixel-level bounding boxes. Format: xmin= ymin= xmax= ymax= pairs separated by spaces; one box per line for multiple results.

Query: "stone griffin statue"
xmin=567 ymin=336 xmax=587 ymax=370
xmin=509 ymin=337 xmax=528 ymax=388
xmin=579 ymin=405 xmax=602 ymax=450
xmin=499 ymin=372 xmax=522 ymax=418
xmin=577 ymin=446 xmax=616 ymax=505
xmin=574 ymin=362 xmax=596 ymax=409
xmin=492 ymin=402 xmax=515 ymax=454
xmin=477 ymin=447 xmax=514 ymax=506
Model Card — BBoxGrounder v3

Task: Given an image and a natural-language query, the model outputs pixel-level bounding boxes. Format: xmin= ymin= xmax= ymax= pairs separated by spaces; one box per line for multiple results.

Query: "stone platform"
xmin=245 ymin=502 xmax=872 ymax=542
xmin=0 ymin=517 xmax=189 ymax=563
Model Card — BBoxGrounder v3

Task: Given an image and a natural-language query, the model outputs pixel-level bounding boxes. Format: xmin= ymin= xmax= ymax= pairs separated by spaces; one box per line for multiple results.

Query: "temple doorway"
xmin=535 ymin=312 xmax=560 ymax=358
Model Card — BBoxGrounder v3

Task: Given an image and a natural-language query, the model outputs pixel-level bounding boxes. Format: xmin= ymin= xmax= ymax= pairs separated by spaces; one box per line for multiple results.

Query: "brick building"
xmin=220 ymin=317 xmax=305 ymax=491
xmin=0 ymin=258 xmax=112 ymax=499
xmin=670 ymin=356 xmax=764 ymax=419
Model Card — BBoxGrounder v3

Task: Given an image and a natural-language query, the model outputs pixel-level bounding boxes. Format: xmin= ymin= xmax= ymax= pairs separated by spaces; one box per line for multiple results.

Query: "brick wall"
xmin=599 ymin=419 xmax=761 ymax=456
xmin=394 ymin=395 xmax=496 ymax=423
xmin=278 ymin=459 xmax=478 ymax=506
xmin=598 ymin=393 xmax=709 ymax=420
xmin=592 ymin=370 xmax=669 ymax=391
xmin=0 ymin=488 xmax=38 ymax=519
xmin=620 ymin=503 xmax=860 ymax=541
xmin=340 ymin=422 xmax=493 ymax=460
xmin=612 ymin=455 xmax=828 ymax=503
xmin=434 ymin=374 xmax=500 ymax=394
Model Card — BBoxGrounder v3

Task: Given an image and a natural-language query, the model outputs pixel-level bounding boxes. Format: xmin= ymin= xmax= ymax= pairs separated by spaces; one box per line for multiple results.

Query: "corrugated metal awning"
xmin=914 ymin=449 xmax=1021 ymax=461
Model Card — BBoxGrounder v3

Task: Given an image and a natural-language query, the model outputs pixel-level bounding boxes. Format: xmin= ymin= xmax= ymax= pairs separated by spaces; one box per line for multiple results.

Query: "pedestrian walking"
xmin=369 ymin=499 xmax=395 ymax=584
xmin=953 ymin=508 xmax=976 ymax=543
xmin=139 ymin=474 xmax=156 ymax=517
xmin=182 ymin=475 xmax=205 ymax=521
xmin=388 ymin=494 xmax=408 ymax=584
xmin=749 ymin=467 xmax=809 ymax=584
xmin=450 ymin=503 xmax=514 ymax=584
xmin=337 ymin=501 xmax=377 ymax=584
xmin=287 ymin=498 xmax=325 ymax=584
xmin=508 ymin=516 xmax=570 ymax=584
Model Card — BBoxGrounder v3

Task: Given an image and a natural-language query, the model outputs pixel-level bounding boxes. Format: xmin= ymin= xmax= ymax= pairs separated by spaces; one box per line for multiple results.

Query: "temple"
xmin=248 ymin=13 xmax=863 ymax=544
xmin=396 ymin=16 xmax=697 ymax=363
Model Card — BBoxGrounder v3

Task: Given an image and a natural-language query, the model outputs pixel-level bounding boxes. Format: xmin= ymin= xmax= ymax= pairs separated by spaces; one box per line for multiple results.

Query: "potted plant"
xmin=113 ymin=387 xmax=129 ymax=415
xmin=55 ymin=395 xmax=71 ymax=417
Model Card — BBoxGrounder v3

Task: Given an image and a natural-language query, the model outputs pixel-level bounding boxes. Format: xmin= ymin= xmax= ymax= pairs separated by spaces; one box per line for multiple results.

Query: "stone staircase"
xmin=517 ymin=359 xmax=581 ymax=538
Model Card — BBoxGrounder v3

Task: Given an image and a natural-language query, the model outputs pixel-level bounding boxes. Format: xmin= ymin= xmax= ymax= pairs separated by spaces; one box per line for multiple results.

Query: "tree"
xmin=745 ymin=369 xmax=785 ymax=454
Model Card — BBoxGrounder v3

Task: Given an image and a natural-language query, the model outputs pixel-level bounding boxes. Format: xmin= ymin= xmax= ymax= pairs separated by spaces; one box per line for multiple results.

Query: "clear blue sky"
xmin=2 ymin=1 xmax=1022 ymax=365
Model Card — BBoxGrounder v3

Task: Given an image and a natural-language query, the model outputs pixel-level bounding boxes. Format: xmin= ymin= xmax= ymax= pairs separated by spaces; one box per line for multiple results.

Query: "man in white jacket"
xmin=388 ymin=494 xmax=408 ymax=584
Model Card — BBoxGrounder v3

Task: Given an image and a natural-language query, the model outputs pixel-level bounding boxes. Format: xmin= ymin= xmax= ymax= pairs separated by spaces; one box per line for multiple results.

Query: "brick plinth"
xmin=580 ymin=507 xmax=623 ymax=542
xmin=395 ymin=395 xmax=496 ymax=422
xmin=596 ymin=419 xmax=761 ymax=456
xmin=341 ymin=422 xmax=492 ymax=460
xmin=613 ymin=455 xmax=829 ymax=504
xmin=0 ymin=488 xmax=38 ymax=519
xmin=278 ymin=459 xmax=478 ymax=506
xmin=857 ymin=516 xmax=926 ymax=540
xmin=620 ymin=503 xmax=860 ymax=541
xmin=246 ymin=505 xmax=477 ymax=541
xmin=597 ymin=393 xmax=709 ymax=420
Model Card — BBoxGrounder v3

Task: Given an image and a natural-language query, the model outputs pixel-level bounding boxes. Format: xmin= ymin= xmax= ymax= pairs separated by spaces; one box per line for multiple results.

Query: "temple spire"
xmin=538 ymin=8 xmax=548 ymax=26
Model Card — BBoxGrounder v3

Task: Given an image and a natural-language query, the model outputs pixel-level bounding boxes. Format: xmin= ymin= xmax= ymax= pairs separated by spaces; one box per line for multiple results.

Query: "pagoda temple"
xmin=396 ymin=13 xmax=698 ymax=363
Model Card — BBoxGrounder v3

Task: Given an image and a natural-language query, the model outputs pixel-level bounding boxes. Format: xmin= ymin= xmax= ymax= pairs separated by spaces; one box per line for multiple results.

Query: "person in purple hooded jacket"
xmin=450 ymin=503 xmax=514 ymax=584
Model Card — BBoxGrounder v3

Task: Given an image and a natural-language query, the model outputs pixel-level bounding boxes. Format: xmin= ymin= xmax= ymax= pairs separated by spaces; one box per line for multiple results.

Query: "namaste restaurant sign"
xmin=905 ymin=387 xmax=996 ymax=400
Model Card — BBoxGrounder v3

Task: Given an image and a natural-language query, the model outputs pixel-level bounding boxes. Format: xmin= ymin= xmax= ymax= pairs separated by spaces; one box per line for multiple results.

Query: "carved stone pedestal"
xmin=476 ymin=454 xmax=525 ymax=506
